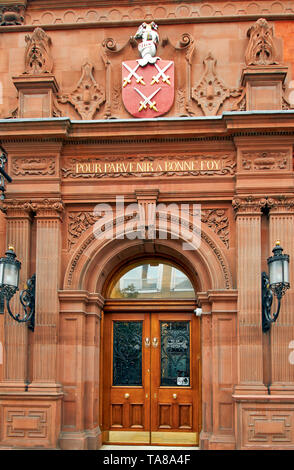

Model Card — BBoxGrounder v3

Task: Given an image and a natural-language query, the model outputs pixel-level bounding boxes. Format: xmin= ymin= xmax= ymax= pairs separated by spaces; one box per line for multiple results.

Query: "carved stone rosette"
xmin=58 ymin=61 xmax=105 ymax=120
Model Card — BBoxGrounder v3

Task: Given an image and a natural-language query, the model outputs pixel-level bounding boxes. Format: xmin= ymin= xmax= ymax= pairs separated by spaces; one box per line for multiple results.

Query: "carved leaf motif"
xmin=58 ymin=61 xmax=105 ymax=120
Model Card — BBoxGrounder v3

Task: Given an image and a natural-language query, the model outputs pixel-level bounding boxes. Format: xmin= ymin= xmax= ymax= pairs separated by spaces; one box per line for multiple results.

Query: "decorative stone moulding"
xmin=57 ymin=61 xmax=105 ymax=120
xmin=191 ymin=52 xmax=243 ymax=116
xmin=241 ymin=18 xmax=288 ymax=110
xmin=0 ymin=0 xmax=26 ymax=26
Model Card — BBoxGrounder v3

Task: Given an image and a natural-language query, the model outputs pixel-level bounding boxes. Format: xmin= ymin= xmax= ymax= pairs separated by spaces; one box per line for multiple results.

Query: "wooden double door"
xmin=102 ymin=311 xmax=200 ymax=446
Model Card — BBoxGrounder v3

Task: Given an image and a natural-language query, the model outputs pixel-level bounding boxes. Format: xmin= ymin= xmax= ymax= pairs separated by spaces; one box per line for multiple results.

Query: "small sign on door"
xmin=177 ymin=377 xmax=189 ymax=386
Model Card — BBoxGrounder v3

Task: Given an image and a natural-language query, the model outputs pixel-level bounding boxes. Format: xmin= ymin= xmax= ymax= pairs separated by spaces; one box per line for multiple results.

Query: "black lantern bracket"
xmin=261 ymin=241 xmax=290 ymax=333
xmin=0 ymin=247 xmax=35 ymax=331
xmin=0 ymin=146 xmax=12 ymax=201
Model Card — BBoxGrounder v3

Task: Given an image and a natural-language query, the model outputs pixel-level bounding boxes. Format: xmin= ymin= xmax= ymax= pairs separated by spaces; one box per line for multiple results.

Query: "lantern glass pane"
xmin=269 ymin=259 xmax=283 ymax=285
xmin=283 ymin=259 xmax=289 ymax=284
xmin=3 ymin=263 xmax=19 ymax=288
xmin=0 ymin=263 xmax=3 ymax=285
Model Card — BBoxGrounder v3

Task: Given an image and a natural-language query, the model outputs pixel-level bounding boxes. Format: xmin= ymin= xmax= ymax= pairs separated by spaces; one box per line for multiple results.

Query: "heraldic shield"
xmin=122 ymin=59 xmax=174 ymax=118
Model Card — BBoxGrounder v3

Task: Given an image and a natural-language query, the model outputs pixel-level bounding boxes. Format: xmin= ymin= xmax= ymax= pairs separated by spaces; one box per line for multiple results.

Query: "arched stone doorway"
xmin=102 ymin=258 xmax=200 ymax=446
xmin=59 ymin=221 xmax=236 ymax=450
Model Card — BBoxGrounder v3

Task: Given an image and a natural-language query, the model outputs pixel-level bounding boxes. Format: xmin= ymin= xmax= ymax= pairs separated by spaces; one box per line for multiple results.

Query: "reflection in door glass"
xmin=160 ymin=321 xmax=190 ymax=386
xmin=113 ymin=321 xmax=143 ymax=386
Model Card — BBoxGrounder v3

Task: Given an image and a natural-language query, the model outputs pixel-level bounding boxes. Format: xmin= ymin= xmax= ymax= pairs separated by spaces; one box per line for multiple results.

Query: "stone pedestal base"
xmin=0 ymin=390 xmax=63 ymax=449
xmin=233 ymin=394 xmax=294 ymax=450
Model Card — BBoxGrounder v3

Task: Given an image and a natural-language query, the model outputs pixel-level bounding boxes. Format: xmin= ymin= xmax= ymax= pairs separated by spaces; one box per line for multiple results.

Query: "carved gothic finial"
xmin=24 ymin=27 xmax=53 ymax=74
xmin=245 ymin=18 xmax=278 ymax=66
xmin=57 ymin=61 xmax=105 ymax=120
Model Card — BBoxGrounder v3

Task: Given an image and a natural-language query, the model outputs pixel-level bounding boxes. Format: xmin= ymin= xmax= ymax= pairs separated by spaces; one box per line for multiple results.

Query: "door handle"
xmin=145 ymin=337 xmax=150 ymax=348
xmin=152 ymin=337 xmax=159 ymax=348
xmin=173 ymin=393 xmax=177 ymax=399
xmin=124 ymin=393 xmax=130 ymax=399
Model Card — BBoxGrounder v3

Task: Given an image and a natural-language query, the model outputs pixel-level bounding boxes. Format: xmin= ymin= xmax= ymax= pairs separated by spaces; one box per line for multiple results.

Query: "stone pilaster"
xmin=267 ymin=196 xmax=294 ymax=391
xmin=0 ymin=200 xmax=33 ymax=391
xmin=29 ymin=199 xmax=63 ymax=392
xmin=232 ymin=197 xmax=267 ymax=392
xmin=58 ymin=291 xmax=104 ymax=450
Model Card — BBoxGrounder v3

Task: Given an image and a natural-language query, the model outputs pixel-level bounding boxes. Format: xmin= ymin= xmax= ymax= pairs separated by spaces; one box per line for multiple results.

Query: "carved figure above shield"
xmin=122 ymin=23 xmax=174 ymax=118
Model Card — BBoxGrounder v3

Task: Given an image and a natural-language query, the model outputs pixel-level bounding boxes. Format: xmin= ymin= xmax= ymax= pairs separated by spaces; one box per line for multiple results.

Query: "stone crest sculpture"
xmin=24 ymin=27 xmax=53 ymax=74
xmin=245 ymin=18 xmax=278 ymax=66
xmin=122 ymin=22 xmax=174 ymax=118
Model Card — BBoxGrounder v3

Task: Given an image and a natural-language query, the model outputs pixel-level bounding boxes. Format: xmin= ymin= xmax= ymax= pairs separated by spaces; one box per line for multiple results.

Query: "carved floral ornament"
xmin=0 ymin=3 xmax=26 ymax=26
xmin=67 ymin=207 xmax=230 ymax=251
xmin=241 ymin=150 xmax=290 ymax=171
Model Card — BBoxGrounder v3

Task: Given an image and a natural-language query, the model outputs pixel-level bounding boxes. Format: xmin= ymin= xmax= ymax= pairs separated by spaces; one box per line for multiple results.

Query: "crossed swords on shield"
xmin=122 ymin=61 xmax=173 ymax=112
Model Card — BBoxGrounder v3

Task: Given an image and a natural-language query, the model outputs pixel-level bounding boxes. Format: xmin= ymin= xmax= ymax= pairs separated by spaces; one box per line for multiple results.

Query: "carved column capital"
xmin=0 ymin=198 xmax=34 ymax=219
xmin=32 ymin=198 xmax=64 ymax=219
xmin=232 ymin=196 xmax=268 ymax=215
xmin=266 ymin=195 xmax=294 ymax=214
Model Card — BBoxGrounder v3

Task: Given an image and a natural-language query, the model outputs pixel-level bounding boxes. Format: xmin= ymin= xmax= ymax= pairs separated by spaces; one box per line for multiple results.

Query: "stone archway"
xmin=59 ymin=219 xmax=236 ymax=450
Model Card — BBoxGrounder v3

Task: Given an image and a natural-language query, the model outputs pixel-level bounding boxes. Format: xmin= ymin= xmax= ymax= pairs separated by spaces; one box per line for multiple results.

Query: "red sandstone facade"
xmin=0 ymin=0 xmax=294 ymax=450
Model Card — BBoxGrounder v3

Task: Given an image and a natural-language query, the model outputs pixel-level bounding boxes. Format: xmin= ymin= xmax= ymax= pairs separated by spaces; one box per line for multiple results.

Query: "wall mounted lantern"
xmin=262 ymin=241 xmax=290 ymax=333
xmin=0 ymin=247 xmax=35 ymax=331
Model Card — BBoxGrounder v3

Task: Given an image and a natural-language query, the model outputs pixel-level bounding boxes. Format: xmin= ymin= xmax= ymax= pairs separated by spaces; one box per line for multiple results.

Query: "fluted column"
xmin=233 ymin=197 xmax=266 ymax=392
xmin=0 ymin=201 xmax=32 ymax=390
xmin=267 ymin=196 xmax=294 ymax=391
xmin=30 ymin=199 xmax=63 ymax=392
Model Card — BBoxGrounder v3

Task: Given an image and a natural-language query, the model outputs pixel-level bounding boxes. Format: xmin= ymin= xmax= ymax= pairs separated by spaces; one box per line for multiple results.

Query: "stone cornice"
xmin=0 ymin=1 xmax=292 ymax=31
xmin=1 ymin=112 xmax=294 ymax=143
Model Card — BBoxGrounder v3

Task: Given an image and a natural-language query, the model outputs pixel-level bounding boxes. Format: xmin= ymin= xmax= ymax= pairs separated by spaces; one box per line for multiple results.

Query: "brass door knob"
xmin=173 ymin=393 xmax=177 ymax=399
xmin=124 ymin=393 xmax=130 ymax=399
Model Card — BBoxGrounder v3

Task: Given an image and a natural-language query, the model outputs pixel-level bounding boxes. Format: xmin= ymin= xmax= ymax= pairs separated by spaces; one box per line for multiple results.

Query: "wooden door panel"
xmin=150 ymin=313 xmax=199 ymax=442
xmin=103 ymin=313 xmax=150 ymax=436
